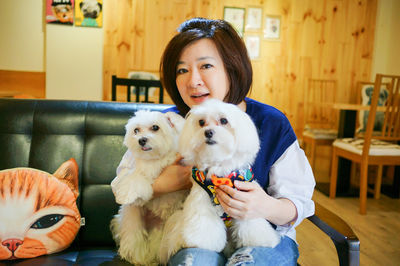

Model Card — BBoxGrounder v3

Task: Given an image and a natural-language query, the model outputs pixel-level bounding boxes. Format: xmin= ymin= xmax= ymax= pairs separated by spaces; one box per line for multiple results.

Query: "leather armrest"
xmin=307 ymin=202 xmax=360 ymax=266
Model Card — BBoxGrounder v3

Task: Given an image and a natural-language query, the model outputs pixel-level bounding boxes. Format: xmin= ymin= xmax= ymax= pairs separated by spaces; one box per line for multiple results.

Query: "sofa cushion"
xmin=0 ymin=159 xmax=81 ymax=260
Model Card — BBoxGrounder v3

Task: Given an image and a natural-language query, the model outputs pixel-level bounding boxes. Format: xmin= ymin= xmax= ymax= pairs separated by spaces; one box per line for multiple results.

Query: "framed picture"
xmin=245 ymin=7 xmax=262 ymax=31
xmin=74 ymin=0 xmax=103 ymax=27
xmin=46 ymin=0 xmax=74 ymax=26
xmin=264 ymin=15 xmax=281 ymax=40
xmin=244 ymin=35 xmax=260 ymax=60
xmin=223 ymin=7 xmax=245 ymax=36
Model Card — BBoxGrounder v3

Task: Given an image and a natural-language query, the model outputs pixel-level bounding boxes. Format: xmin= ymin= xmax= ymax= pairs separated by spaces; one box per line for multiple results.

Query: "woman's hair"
xmin=160 ymin=17 xmax=253 ymax=115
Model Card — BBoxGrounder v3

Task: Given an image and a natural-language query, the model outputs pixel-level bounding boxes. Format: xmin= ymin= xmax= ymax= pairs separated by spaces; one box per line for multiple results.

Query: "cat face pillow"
xmin=0 ymin=158 xmax=81 ymax=260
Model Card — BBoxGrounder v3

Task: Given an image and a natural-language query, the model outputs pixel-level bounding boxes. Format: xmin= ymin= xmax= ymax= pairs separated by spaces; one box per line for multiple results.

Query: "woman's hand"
xmin=215 ymin=181 xmax=297 ymax=226
xmin=152 ymin=155 xmax=192 ymax=197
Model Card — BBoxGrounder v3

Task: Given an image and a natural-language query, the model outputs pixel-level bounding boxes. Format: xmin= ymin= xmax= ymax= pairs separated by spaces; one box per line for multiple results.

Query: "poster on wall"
xmin=74 ymin=0 xmax=103 ymax=28
xmin=46 ymin=0 xmax=74 ymax=26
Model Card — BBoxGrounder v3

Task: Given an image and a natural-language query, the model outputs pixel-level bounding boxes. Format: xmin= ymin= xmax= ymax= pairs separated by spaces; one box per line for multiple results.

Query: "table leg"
xmin=336 ymin=110 xmax=358 ymax=196
xmin=316 ymin=110 xmax=358 ymax=197
xmin=381 ymin=155 xmax=400 ymax=198
xmin=337 ymin=110 xmax=357 ymax=138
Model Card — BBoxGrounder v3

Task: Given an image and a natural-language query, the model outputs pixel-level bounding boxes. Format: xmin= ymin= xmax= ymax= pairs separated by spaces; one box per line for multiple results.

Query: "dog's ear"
xmin=234 ymin=110 xmax=260 ymax=161
xmin=98 ymin=2 xmax=102 ymax=11
xmin=80 ymin=1 xmax=83 ymax=9
xmin=184 ymin=110 xmax=192 ymax=120
xmin=123 ymin=115 xmax=137 ymax=148
xmin=178 ymin=112 xmax=197 ymax=164
xmin=165 ymin=112 xmax=185 ymax=132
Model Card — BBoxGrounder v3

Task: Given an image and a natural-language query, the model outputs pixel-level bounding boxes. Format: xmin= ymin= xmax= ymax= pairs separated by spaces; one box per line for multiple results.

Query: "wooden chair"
xmin=302 ymin=79 xmax=338 ymax=170
xmin=330 ymin=74 xmax=400 ymax=214
xmin=111 ymin=75 xmax=164 ymax=103
xmin=350 ymin=81 xmax=391 ymax=196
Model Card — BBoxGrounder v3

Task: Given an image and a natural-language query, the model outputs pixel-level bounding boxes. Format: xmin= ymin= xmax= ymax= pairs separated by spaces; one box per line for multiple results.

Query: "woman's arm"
xmin=216 ymin=141 xmax=315 ymax=226
xmin=152 ymin=156 xmax=192 ymax=197
xmin=112 ymin=151 xmax=192 ymax=203
xmin=216 ymin=181 xmax=298 ymax=225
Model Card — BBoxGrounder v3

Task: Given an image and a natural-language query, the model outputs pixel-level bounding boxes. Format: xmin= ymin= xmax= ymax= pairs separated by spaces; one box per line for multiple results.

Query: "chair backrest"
xmin=128 ymin=71 xmax=158 ymax=80
xmin=304 ymin=79 xmax=337 ymax=129
xmin=362 ymin=74 xmax=400 ymax=155
xmin=111 ymin=75 xmax=164 ymax=103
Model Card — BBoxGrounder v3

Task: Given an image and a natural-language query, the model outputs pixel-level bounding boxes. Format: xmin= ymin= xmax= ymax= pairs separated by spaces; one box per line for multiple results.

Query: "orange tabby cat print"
xmin=0 ymin=159 xmax=81 ymax=260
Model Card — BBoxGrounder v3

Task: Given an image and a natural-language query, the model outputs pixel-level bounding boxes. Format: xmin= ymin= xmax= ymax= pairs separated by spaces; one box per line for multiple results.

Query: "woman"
xmin=123 ymin=17 xmax=315 ymax=265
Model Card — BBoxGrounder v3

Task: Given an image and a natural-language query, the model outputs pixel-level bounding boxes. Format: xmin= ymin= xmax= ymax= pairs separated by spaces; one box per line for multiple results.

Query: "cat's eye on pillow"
xmin=0 ymin=159 xmax=81 ymax=260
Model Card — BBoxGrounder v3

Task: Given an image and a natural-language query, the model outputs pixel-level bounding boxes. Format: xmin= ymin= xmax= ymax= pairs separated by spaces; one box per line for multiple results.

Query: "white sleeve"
xmin=267 ymin=140 xmax=316 ymax=232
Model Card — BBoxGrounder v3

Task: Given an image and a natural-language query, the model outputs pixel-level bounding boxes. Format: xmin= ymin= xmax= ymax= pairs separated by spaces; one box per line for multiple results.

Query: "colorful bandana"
xmin=192 ymin=166 xmax=254 ymax=226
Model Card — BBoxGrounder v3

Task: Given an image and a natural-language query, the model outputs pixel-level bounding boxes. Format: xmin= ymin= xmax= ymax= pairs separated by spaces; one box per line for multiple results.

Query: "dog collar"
xmin=191 ymin=166 xmax=254 ymax=227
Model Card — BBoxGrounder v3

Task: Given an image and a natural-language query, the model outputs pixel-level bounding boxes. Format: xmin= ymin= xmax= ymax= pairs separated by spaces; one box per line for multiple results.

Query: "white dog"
xmin=160 ymin=99 xmax=280 ymax=262
xmin=110 ymin=110 xmax=188 ymax=265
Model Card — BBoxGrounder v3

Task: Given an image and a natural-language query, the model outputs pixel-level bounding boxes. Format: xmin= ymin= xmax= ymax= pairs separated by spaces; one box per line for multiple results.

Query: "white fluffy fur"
xmin=160 ymin=99 xmax=280 ymax=263
xmin=110 ymin=110 xmax=188 ymax=265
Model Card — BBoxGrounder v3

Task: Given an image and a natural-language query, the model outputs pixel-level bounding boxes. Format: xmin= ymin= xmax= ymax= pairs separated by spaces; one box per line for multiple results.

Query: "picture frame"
xmin=245 ymin=7 xmax=263 ymax=31
xmin=45 ymin=0 xmax=74 ymax=26
xmin=74 ymin=0 xmax=103 ymax=28
xmin=223 ymin=7 xmax=245 ymax=36
xmin=244 ymin=35 xmax=261 ymax=60
xmin=264 ymin=15 xmax=281 ymax=40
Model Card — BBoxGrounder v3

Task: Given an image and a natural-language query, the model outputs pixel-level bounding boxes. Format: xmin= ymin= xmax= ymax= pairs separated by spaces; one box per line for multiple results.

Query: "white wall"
xmin=45 ymin=25 xmax=103 ymax=100
xmin=372 ymin=0 xmax=400 ymax=77
xmin=0 ymin=0 xmax=104 ymax=101
xmin=0 ymin=0 xmax=44 ymax=71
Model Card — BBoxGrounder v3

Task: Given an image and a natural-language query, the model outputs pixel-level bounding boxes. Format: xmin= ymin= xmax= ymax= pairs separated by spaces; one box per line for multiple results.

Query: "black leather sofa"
xmin=0 ymin=99 xmax=360 ymax=266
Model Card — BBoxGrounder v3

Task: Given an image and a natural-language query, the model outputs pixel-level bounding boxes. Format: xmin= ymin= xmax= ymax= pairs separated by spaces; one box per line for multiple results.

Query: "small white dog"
xmin=110 ymin=110 xmax=188 ymax=265
xmin=160 ymin=99 xmax=280 ymax=262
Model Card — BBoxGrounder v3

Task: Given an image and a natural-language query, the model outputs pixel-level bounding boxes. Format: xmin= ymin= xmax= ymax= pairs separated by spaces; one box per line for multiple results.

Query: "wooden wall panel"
xmin=103 ymin=0 xmax=377 ymax=135
xmin=0 ymin=70 xmax=45 ymax=98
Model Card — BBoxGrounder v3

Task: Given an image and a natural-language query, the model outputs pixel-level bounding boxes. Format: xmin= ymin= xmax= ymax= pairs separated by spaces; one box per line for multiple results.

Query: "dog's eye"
xmin=134 ymin=128 xmax=140 ymax=134
xmin=151 ymin=125 xmax=159 ymax=131
xmin=199 ymin=119 xmax=205 ymax=127
xmin=220 ymin=118 xmax=228 ymax=125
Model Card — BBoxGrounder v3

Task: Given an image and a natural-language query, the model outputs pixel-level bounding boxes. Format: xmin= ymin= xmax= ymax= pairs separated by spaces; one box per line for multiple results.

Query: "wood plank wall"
xmin=0 ymin=70 xmax=45 ymax=98
xmin=103 ymin=0 xmax=377 ymax=136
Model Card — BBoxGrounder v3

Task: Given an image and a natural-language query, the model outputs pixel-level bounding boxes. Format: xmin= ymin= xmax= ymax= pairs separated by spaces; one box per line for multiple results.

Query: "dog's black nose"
xmin=204 ymin=129 xmax=214 ymax=139
xmin=138 ymin=137 xmax=147 ymax=146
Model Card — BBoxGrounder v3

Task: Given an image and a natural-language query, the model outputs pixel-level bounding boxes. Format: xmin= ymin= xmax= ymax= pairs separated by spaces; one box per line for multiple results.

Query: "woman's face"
xmin=175 ymin=38 xmax=230 ymax=108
